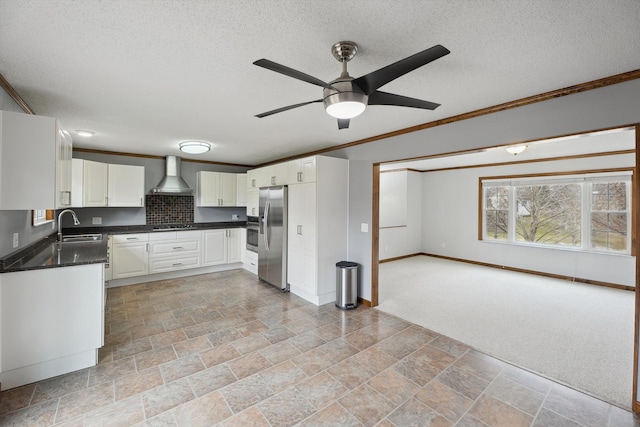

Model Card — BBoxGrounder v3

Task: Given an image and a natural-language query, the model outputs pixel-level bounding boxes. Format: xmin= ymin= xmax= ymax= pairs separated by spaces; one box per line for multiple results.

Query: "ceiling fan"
xmin=253 ymin=41 xmax=450 ymax=130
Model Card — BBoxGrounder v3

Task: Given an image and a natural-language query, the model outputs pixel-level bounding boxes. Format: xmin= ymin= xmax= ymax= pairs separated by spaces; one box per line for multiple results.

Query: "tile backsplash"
xmin=146 ymin=195 xmax=194 ymax=224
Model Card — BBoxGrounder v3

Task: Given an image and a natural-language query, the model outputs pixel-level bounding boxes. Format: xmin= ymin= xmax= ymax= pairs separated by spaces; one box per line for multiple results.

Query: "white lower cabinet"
xmin=111 ymin=233 xmax=149 ymax=279
xmin=245 ymin=250 xmax=258 ymax=275
xmin=0 ymin=263 xmax=104 ymax=389
xmin=202 ymin=229 xmax=242 ymax=266
xmin=108 ymin=228 xmax=245 ymax=284
xmin=148 ymin=231 xmax=201 ymax=273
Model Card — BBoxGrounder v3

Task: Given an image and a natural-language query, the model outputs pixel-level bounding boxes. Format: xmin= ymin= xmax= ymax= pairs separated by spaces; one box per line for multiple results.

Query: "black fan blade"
xmin=337 ymin=118 xmax=350 ymax=130
xmin=368 ymin=91 xmax=440 ymax=110
xmin=253 ymin=59 xmax=334 ymax=89
xmin=255 ymin=99 xmax=322 ymax=118
xmin=353 ymin=45 xmax=450 ymax=95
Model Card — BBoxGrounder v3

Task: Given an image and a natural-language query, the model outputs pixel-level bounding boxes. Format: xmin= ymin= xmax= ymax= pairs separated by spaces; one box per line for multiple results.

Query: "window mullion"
xmin=508 ymin=186 xmax=516 ymax=242
xmin=583 ymin=182 xmax=590 ymax=250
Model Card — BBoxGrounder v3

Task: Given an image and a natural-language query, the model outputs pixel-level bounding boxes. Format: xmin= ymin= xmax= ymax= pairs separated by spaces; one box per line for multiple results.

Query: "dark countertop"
xmin=0 ymin=221 xmax=247 ymax=273
xmin=68 ymin=221 xmax=245 ymax=235
xmin=1 ymin=233 xmax=109 ymax=273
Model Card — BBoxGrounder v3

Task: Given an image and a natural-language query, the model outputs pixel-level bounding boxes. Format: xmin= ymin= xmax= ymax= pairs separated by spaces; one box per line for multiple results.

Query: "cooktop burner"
xmin=151 ymin=224 xmax=196 ymax=231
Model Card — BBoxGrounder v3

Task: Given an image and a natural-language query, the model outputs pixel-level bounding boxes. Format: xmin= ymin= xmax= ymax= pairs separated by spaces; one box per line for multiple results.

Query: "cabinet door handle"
xmin=146 ymin=243 xmax=149 ymax=252
xmin=140 ymin=197 xmax=143 ymax=206
xmin=252 ymin=207 xmax=256 ymax=215
xmin=271 ymin=176 xmax=276 ymax=185
xmin=297 ymin=225 xmax=302 ymax=235
xmin=173 ymin=262 xmax=182 ymax=266
xmin=127 ymin=237 xmax=139 ymax=240
xmin=173 ymin=246 xmax=183 ymax=250
xmin=297 ymin=171 xmax=302 ymax=182
xmin=251 ymin=179 xmax=256 ymax=188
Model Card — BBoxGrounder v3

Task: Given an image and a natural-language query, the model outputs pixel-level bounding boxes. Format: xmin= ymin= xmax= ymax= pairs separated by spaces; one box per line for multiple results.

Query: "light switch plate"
xmin=12 ymin=233 xmax=19 ymax=248
xmin=92 ymin=217 xmax=102 ymax=225
xmin=361 ymin=223 xmax=369 ymax=233
xmin=232 ymin=214 xmax=239 ymax=220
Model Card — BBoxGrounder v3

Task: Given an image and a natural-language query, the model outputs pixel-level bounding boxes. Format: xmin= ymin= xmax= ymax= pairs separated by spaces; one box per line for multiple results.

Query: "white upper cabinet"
xmin=236 ymin=174 xmax=247 ymax=207
xmin=196 ymin=171 xmax=238 ymax=207
xmin=247 ymin=168 xmax=261 ymax=190
xmin=108 ymin=164 xmax=145 ymax=207
xmin=246 ymin=189 xmax=259 ymax=217
xmin=0 ymin=110 xmax=72 ymax=210
xmin=287 ymin=157 xmax=317 ymax=184
xmin=83 ymin=160 xmax=108 ymax=207
xmin=264 ymin=163 xmax=287 ymax=186
xmin=71 ymin=159 xmax=144 ymax=207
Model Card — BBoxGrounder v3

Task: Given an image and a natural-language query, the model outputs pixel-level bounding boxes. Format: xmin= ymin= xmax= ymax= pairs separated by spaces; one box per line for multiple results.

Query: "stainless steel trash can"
xmin=336 ymin=261 xmax=358 ymax=310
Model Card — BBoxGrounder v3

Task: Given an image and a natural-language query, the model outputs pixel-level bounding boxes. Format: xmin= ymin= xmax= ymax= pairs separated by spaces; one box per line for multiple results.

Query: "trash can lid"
xmin=336 ymin=261 xmax=358 ymax=268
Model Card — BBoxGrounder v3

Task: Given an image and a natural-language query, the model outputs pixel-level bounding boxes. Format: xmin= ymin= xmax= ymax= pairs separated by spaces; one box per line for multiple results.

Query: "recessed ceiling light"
xmin=179 ymin=141 xmax=211 ymax=154
xmin=505 ymin=145 xmax=527 ymax=155
xmin=76 ymin=130 xmax=95 ymax=137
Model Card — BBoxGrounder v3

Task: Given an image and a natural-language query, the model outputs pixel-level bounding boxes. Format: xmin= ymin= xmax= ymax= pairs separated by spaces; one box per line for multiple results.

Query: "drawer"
xmin=149 ymin=231 xmax=177 ymax=241
xmin=176 ymin=230 xmax=202 ymax=240
xmin=149 ymin=255 xmax=201 ymax=273
xmin=112 ymin=233 xmax=149 ymax=243
xmin=150 ymin=240 xmax=199 ymax=256
xmin=246 ymin=250 xmax=258 ymax=263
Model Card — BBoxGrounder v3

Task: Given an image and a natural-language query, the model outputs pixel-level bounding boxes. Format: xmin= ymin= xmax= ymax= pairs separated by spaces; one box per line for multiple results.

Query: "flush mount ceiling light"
xmin=179 ymin=141 xmax=211 ymax=154
xmin=76 ymin=130 xmax=95 ymax=137
xmin=506 ymin=145 xmax=527 ymax=155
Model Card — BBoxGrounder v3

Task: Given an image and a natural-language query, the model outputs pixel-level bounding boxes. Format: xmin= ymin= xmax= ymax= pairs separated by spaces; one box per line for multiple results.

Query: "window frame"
xmin=479 ymin=169 xmax=634 ymax=256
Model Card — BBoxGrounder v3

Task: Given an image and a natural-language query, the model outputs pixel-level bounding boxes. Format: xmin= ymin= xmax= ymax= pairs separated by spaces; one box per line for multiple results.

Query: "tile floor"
xmin=0 ymin=269 xmax=639 ymax=426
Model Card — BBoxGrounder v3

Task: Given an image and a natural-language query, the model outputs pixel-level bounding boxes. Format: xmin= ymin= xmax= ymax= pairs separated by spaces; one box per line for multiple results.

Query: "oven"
xmin=246 ymin=216 xmax=259 ymax=252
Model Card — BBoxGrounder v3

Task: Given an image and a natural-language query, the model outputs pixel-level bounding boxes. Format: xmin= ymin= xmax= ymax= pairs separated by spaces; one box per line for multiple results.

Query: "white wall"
xmin=421 ymin=153 xmax=635 ymax=287
xmin=379 ymin=170 xmax=422 ymax=260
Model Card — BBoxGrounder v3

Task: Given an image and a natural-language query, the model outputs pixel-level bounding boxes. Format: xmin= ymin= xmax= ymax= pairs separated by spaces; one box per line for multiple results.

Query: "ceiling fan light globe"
xmin=326 ymin=101 xmax=367 ymax=119
xmin=323 ymin=89 xmax=368 ymax=119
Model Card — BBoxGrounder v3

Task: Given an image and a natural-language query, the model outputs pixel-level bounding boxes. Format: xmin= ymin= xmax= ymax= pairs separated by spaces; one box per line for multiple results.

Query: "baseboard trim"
xmin=358 ymin=297 xmax=372 ymax=307
xmin=379 ymin=254 xmax=423 ymax=264
xmin=414 ymin=252 xmax=635 ymax=292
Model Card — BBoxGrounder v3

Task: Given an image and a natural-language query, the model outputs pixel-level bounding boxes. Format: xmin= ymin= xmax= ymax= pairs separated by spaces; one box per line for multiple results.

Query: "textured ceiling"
xmin=1 ymin=0 xmax=639 ymax=166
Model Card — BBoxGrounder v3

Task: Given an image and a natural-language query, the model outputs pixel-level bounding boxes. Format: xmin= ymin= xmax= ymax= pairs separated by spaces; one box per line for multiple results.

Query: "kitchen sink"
xmin=60 ymin=234 xmax=103 ymax=243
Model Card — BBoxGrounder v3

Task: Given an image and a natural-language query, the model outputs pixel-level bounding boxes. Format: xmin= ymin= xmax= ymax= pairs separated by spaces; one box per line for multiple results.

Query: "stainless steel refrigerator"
xmin=258 ymin=185 xmax=288 ymax=290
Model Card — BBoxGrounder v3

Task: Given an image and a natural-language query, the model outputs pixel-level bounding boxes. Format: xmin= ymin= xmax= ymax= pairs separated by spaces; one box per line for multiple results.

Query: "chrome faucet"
xmin=57 ymin=209 xmax=80 ymax=241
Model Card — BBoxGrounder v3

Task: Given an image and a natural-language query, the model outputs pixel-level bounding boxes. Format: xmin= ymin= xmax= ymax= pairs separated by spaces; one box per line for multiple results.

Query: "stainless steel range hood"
xmin=150 ymin=156 xmax=193 ymax=195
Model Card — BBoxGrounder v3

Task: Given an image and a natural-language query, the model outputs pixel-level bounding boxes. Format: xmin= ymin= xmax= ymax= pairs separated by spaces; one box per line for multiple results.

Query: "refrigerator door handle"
xmin=264 ymin=200 xmax=270 ymax=251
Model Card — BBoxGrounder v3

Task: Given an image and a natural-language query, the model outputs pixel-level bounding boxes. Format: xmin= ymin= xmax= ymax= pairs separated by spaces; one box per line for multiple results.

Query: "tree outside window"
xmin=515 ymin=184 xmax=581 ymax=247
xmin=591 ymin=182 xmax=628 ymax=252
xmin=485 ymin=186 xmax=508 ymax=240
xmin=481 ymin=174 xmax=630 ymax=254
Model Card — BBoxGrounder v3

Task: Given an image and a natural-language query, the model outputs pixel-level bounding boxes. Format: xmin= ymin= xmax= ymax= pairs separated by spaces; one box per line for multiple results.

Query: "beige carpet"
xmin=376 ymin=255 xmax=635 ymax=408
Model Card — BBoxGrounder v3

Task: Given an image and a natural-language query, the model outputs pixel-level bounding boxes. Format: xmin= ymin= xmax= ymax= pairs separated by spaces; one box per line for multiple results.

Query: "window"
xmin=481 ymin=172 xmax=631 ymax=254
xmin=484 ymin=186 xmax=508 ymax=240
xmin=32 ymin=209 xmax=54 ymax=226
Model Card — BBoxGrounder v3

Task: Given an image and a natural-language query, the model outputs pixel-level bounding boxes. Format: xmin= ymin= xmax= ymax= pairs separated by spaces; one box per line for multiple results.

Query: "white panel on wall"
xmin=379 ymin=171 xmax=407 ymax=228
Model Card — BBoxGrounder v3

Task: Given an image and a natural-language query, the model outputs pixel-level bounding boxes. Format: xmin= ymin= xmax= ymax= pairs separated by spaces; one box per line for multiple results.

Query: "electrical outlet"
xmin=92 ymin=217 xmax=102 ymax=225
xmin=232 ymin=214 xmax=239 ymax=220
xmin=361 ymin=223 xmax=369 ymax=233
xmin=12 ymin=233 xmax=19 ymax=248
